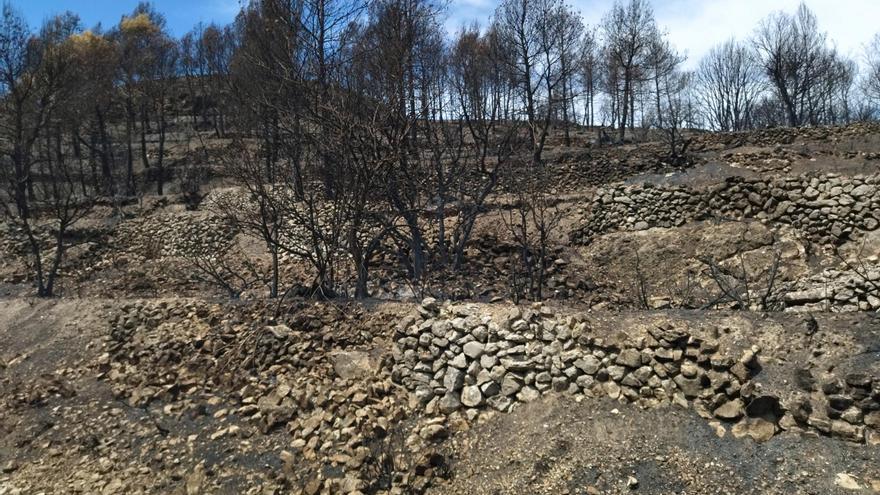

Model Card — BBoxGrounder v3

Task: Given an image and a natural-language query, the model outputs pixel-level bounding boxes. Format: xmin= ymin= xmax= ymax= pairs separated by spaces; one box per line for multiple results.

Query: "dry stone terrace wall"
xmin=392 ymin=299 xmax=880 ymax=445
xmin=571 ymin=173 xmax=880 ymax=246
xmin=112 ymin=212 xmax=233 ymax=259
xmin=785 ymin=268 xmax=880 ymax=313
xmin=692 ymin=121 xmax=880 ymax=149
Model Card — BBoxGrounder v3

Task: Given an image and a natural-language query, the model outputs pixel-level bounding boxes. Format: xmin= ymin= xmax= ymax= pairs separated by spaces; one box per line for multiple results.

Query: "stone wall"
xmin=571 ymin=174 xmax=880 ymax=246
xmin=692 ymin=121 xmax=880 ymax=149
xmin=785 ymin=268 xmax=880 ymax=312
xmin=392 ymin=299 xmax=880 ymax=445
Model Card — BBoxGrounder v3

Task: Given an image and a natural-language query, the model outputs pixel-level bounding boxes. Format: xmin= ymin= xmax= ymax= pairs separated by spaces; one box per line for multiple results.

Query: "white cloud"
xmin=452 ymin=0 xmax=495 ymax=8
xmin=445 ymin=0 xmax=880 ymax=69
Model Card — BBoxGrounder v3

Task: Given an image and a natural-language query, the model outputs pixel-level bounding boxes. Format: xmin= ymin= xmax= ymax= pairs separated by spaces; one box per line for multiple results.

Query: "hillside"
xmin=2 ymin=123 xmax=880 ymax=494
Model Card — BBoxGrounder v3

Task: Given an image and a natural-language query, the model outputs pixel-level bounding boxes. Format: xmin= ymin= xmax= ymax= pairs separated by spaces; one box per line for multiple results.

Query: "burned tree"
xmin=695 ymin=39 xmax=763 ymax=131
xmin=494 ymin=0 xmax=579 ymax=164
xmin=753 ymin=3 xmax=854 ymax=127
xmin=502 ymin=165 xmax=563 ymax=302
xmin=0 ymin=8 xmax=97 ymax=296
xmin=600 ymin=0 xmax=656 ymax=141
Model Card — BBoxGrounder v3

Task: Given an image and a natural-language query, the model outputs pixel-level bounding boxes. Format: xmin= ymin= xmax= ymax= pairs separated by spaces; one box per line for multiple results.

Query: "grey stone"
xmin=828 ymin=395 xmax=853 ymax=411
xmin=831 ymin=420 xmax=864 ymax=442
xmin=449 ymin=353 xmax=468 ymax=369
xmin=841 ymin=407 xmax=864 ymax=424
xmin=500 ymin=357 xmax=533 ymax=371
xmin=419 ymin=424 xmax=448 ymax=441
xmin=475 ymin=369 xmax=493 ymax=385
xmin=481 ymin=380 xmax=501 ymax=397
xmin=463 ymin=341 xmax=485 ymax=359
xmin=487 ymin=394 xmax=512 ymax=412
xmin=845 ymin=373 xmax=872 ymax=388
xmin=680 ymin=361 xmax=700 ymax=379
xmin=574 ymin=355 xmax=601 ymax=375
xmin=851 ymin=184 xmax=875 ymax=197
xmin=443 ymin=367 xmax=465 ymax=391
xmin=438 ymin=392 xmax=461 ymax=414
xmin=575 ymin=375 xmax=595 ymax=389
xmin=501 ymin=374 xmax=523 ymax=396
xmin=607 ymin=365 xmax=626 ymax=382
xmin=480 ymin=354 xmax=498 ymax=369
xmin=674 ymin=374 xmax=703 ymax=398
xmin=461 ymin=385 xmax=484 ymax=407
xmin=552 ymin=377 xmax=569 ymax=392
xmin=516 ymin=386 xmax=541 ymax=403
xmin=616 ymin=348 xmax=642 ymax=368
xmin=421 ymin=297 xmax=439 ymax=311
xmin=864 ymin=411 xmax=880 ymax=428
xmin=713 ymin=399 xmax=745 ymax=420
xmin=621 ymin=374 xmax=642 ymax=388
xmin=654 ymin=348 xmax=675 ymax=361
xmin=633 ymin=366 xmax=654 ymax=383
xmin=603 ymin=381 xmax=621 ymax=399
xmin=732 ymin=417 xmax=776 ymax=443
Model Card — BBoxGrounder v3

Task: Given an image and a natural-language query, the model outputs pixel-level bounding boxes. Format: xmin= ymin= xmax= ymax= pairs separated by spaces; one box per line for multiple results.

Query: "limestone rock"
xmin=516 ymin=387 xmax=540 ymax=403
xmin=616 ymin=348 xmax=642 ymax=368
xmin=463 ymin=342 xmax=485 ymax=359
xmin=461 ymin=385 xmax=484 ymax=407
xmin=834 ymin=473 xmax=862 ymax=491
xmin=438 ymin=392 xmax=462 ymax=414
xmin=714 ymin=399 xmax=745 ymax=420
xmin=731 ymin=417 xmax=776 ymax=443
xmin=501 ymin=374 xmax=523 ymax=396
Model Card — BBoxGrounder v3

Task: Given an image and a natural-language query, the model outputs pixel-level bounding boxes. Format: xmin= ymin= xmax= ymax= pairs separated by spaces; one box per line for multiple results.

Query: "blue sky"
xmin=443 ymin=0 xmax=879 ymax=69
xmin=13 ymin=0 xmax=241 ymax=35
xmin=11 ymin=0 xmax=880 ymax=69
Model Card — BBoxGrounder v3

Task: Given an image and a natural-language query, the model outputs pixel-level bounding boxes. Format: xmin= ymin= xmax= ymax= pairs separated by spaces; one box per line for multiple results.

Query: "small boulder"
xmin=461 ymin=385 xmax=484 ymax=407
xmin=731 ymin=417 xmax=776 ymax=443
xmin=516 ymin=387 xmax=540 ymax=403
xmin=616 ymin=348 xmax=642 ymax=368
xmin=713 ymin=399 xmax=745 ymax=420
xmin=438 ymin=392 xmax=462 ymax=414
xmin=463 ymin=341 xmax=485 ymax=359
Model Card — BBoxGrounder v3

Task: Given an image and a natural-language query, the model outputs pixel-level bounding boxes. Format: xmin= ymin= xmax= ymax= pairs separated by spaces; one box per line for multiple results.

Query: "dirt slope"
xmin=433 ymin=394 xmax=880 ymax=495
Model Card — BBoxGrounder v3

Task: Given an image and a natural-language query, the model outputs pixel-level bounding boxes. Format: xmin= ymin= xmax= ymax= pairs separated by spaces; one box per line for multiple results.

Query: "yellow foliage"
xmin=67 ymin=30 xmax=112 ymax=57
xmin=120 ymin=13 xmax=157 ymax=34
xmin=68 ymin=30 xmax=102 ymax=46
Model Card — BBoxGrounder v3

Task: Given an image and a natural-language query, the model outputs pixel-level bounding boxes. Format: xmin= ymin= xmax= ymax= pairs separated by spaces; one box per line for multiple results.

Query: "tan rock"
xmin=731 ymin=417 xmax=776 ymax=443
xmin=834 ymin=473 xmax=862 ymax=491
xmin=713 ymin=399 xmax=745 ymax=420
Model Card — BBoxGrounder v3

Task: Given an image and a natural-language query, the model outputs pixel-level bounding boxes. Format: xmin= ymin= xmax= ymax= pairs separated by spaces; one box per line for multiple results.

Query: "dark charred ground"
xmin=434 ymin=394 xmax=880 ymax=495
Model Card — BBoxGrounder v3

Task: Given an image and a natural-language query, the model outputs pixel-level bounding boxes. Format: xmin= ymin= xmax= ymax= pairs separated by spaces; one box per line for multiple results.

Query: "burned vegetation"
xmin=2 ymin=0 xmax=880 ymax=494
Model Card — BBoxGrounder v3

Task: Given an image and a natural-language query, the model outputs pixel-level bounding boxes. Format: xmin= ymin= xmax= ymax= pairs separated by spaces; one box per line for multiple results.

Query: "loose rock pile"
xmin=110 ymin=212 xmax=233 ymax=260
xmin=393 ymin=299 xmax=880 ymax=445
xmin=572 ymin=173 xmax=880 ymax=246
xmin=103 ymin=300 xmax=447 ymax=494
xmin=785 ymin=370 xmax=880 ymax=444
